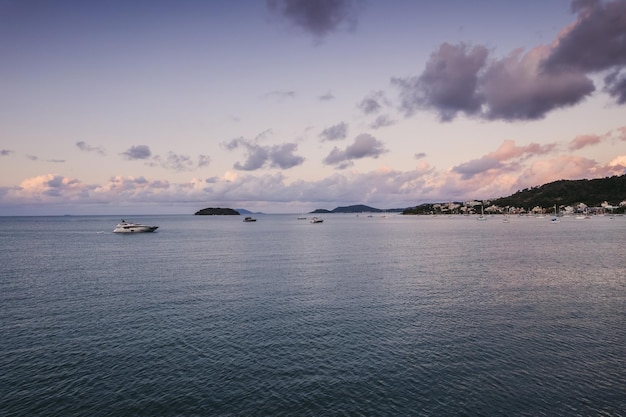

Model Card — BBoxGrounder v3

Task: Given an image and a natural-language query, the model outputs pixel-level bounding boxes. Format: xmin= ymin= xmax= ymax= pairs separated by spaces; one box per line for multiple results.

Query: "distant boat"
xmin=243 ymin=217 xmax=257 ymax=222
xmin=477 ymin=205 xmax=487 ymax=221
xmin=113 ymin=220 xmax=158 ymax=233
xmin=551 ymin=205 xmax=560 ymax=223
xmin=310 ymin=217 xmax=323 ymax=223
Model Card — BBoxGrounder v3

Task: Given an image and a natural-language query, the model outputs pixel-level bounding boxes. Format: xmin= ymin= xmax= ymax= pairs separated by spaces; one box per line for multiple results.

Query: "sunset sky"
xmin=1 ymin=0 xmax=625 ymax=215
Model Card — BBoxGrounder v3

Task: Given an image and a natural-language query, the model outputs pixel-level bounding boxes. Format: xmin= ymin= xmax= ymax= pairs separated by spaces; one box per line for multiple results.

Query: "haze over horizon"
xmin=1 ymin=0 xmax=626 ymax=215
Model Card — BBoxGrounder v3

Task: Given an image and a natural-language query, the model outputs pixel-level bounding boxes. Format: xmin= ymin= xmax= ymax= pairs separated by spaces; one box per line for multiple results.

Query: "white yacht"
xmin=113 ymin=220 xmax=159 ymax=233
xmin=310 ymin=217 xmax=324 ymax=223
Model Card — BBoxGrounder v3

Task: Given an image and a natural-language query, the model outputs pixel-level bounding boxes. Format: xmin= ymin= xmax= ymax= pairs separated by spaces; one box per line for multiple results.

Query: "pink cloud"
xmin=513 ymin=155 xmax=623 ymax=190
xmin=490 ymin=139 xmax=556 ymax=161
xmin=569 ymin=134 xmax=602 ymax=150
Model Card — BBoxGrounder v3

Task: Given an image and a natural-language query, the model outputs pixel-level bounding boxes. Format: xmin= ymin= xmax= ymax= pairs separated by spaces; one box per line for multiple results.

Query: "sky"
xmin=1 ymin=0 xmax=625 ymax=215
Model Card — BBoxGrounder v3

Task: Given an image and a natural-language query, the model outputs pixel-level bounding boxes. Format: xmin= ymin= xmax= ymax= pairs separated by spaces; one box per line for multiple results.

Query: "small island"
xmin=194 ymin=207 xmax=240 ymax=215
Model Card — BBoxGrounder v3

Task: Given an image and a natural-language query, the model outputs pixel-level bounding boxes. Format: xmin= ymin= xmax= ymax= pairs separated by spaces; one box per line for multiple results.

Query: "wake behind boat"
xmin=113 ymin=220 xmax=159 ymax=233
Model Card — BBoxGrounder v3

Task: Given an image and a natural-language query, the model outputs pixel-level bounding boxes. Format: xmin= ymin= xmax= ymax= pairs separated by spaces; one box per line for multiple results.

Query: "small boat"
xmin=550 ymin=204 xmax=560 ymax=223
xmin=113 ymin=220 xmax=159 ymax=233
xmin=310 ymin=217 xmax=323 ymax=223
xmin=477 ymin=205 xmax=487 ymax=221
xmin=243 ymin=217 xmax=257 ymax=222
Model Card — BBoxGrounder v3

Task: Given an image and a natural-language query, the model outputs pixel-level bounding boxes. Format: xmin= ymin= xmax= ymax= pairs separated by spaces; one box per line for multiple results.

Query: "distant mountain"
xmin=311 ymin=204 xmax=380 ymax=213
xmin=332 ymin=204 xmax=382 ymax=213
xmin=311 ymin=204 xmax=406 ymax=213
xmin=236 ymin=208 xmax=262 ymax=215
xmin=194 ymin=207 xmax=240 ymax=215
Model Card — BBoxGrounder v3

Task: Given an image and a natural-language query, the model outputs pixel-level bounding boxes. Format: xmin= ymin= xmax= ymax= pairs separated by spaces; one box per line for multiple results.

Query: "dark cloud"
xmin=47 ymin=159 xmax=65 ymax=163
xmin=393 ymin=1 xmax=626 ymax=122
xmin=268 ymin=0 xmax=360 ymax=38
xmin=481 ymin=48 xmax=595 ymax=120
xmin=415 ymin=152 xmax=426 ymax=160
xmin=76 ymin=141 xmax=105 ymax=156
xmin=452 ymin=157 xmax=504 ymax=180
xmin=121 ymin=145 xmax=152 ymax=160
xmin=27 ymin=155 xmax=38 ymax=161
xmin=268 ymin=143 xmax=305 ymax=169
xmin=603 ymin=70 xmax=626 ymax=104
xmin=392 ymin=43 xmax=488 ymax=121
xmin=319 ymin=122 xmax=348 ymax=141
xmin=323 ymin=133 xmax=387 ymax=167
xmin=235 ymin=145 xmax=269 ymax=171
xmin=224 ymin=137 xmax=304 ymax=171
xmin=544 ymin=0 xmax=626 ymax=72
xmin=1 ymin=149 xmax=13 ymax=156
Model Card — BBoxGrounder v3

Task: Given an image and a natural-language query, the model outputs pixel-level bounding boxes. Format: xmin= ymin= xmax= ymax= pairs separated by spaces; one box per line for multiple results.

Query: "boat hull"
xmin=113 ymin=221 xmax=159 ymax=233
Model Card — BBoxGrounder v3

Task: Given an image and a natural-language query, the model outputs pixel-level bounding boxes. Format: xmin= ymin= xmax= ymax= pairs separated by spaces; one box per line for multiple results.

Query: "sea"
xmin=1 ymin=213 xmax=624 ymax=417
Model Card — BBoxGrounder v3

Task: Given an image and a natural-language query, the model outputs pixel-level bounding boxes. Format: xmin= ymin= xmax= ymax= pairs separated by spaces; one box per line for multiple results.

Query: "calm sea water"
xmin=1 ymin=214 xmax=624 ymax=416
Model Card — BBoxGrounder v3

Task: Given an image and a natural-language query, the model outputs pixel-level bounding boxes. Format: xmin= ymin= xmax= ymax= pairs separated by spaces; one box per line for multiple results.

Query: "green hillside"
xmin=491 ymin=175 xmax=626 ymax=209
xmin=403 ymin=175 xmax=626 ymax=214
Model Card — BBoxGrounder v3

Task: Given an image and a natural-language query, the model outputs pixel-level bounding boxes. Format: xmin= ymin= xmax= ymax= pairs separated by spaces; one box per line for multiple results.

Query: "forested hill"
xmin=194 ymin=207 xmax=240 ymax=215
xmin=491 ymin=175 xmax=626 ymax=208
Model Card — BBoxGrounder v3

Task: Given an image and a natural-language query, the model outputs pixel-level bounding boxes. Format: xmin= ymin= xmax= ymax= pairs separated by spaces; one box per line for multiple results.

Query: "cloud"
xmin=27 ymin=155 xmax=38 ymax=161
xmin=121 ymin=145 xmax=152 ymax=160
xmin=452 ymin=140 xmax=557 ymax=179
xmin=198 ymin=154 xmax=211 ymax=168
xmin=3 ymin=151 xmax=625 ymax=214
xmin=120 ymin=145 xmax=209 ymax=172
xmin=490 ymin=140 xmax=556 ymax=161
xmin=481 ymin=47 xmax=594 ymax=120
xmin=513 ymin=155 xmax=610 ymax=190
xmin=268 ymin=0 xmax=360 ymax=38
xmin=608 ymin=154 xmax=626 ymax=168
xmin=319 ymin=122 xmax=348 ymax=141
xmin=159 ymin=152 xmax=196 ymax=172
xmin=358 ymin=90 xmax=388 ymax=115
xmin=569 ymin=134 xmax=602 ymax=150
xmin=224 ymin=137 xmax=304 ymax=171
xmin=392 ymin=43 xmax=488 ymax=121
xmin=269 ymin=143 xmax=305 ymax=169
xmin=415 ymin=152 xmax=426 ymax=160
xmin=369 ymin=115 xmax=395 ymax=129
xmin=262 ymin=90 xmax=296 ymax=100
xmin=453 ymin=157 xmax=505 ymax=180
xmin=323 ymin=133 xmax=387 ymax=167
xmin=544 ymin=0 xmax=626 ymax=73
xmin=76 ymin=141 xmax=106 ymax=156
xmin=603 ymin=70 xmax=626 ymax=104
xmin=1 ymin=149 xmax=13 ymax=156
xmin=319 ymin=91 xmax=335 ymax=101
xmin=393 ymin=1 xmax=626 ymax=121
